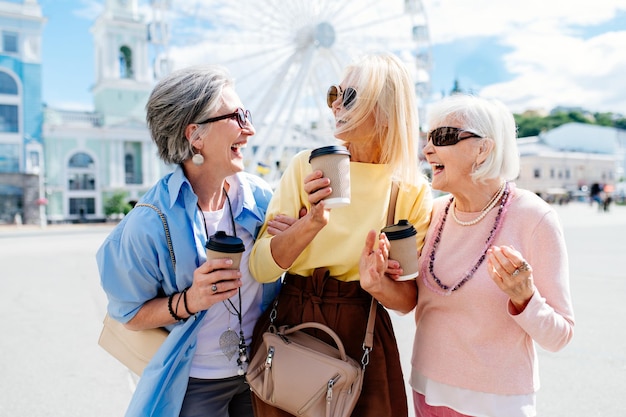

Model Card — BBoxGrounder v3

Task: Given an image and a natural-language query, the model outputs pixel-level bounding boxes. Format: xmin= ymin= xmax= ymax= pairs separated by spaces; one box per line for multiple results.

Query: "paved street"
xmin=0 ymin=202 xmax=624 ymax=416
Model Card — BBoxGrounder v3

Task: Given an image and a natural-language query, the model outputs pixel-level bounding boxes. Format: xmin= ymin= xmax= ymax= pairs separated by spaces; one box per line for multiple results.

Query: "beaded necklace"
xmin=425 ymin=182 xmax=510 ymax=295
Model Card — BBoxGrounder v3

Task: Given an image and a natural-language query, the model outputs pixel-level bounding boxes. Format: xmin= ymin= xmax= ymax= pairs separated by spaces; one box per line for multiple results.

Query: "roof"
xmin=540 ymin=123 xmax=625 ymax=154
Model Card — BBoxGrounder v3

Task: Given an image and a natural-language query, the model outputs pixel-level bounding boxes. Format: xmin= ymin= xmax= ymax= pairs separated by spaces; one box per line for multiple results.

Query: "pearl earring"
xmin=192 ymin=151 xmax=204 ymax=166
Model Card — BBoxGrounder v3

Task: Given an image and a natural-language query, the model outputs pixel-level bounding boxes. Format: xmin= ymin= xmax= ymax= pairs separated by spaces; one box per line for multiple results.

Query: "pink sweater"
xmin=412 ymin=185 xmax=575 ymax=395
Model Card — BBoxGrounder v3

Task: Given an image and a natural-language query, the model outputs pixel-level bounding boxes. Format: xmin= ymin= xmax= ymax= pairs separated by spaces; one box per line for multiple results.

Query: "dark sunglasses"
xmin=327 ymin=85 xmax=357 ymax=109
xmin=197 ymin=107 xmax=252 ymax=129
xmin=427 ymin=126 xmax=484 ymax=146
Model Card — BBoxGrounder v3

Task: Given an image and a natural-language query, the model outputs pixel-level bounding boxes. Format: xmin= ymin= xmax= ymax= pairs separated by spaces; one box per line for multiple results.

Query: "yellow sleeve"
xmin=249 ymin=151 xmax=312 ymax=282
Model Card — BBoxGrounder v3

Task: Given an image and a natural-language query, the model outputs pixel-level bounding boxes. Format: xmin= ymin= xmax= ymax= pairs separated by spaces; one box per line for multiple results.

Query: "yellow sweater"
xmin=250 ymin=150 xmax=433 ymax=282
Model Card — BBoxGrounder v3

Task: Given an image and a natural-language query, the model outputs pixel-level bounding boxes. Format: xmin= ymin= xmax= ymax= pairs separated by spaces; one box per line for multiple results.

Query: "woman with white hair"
xmin=360 ymin=93 xmax=575 ymax=417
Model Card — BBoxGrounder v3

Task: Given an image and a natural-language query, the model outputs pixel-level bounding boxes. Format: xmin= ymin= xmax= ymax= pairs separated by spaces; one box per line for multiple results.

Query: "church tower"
xmin=90 ymin=0 xmax=152 ymax=126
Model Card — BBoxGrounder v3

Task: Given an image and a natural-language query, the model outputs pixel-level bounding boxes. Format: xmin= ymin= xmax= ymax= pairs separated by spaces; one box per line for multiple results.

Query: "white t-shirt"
xmin=189 ymin=178 xmax=263 ymax=379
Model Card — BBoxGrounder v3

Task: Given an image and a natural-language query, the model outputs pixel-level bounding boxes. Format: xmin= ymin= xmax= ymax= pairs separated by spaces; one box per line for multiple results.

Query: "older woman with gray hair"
xmin=360 ymin=93 xmax=575 ymax=417
xmin=97 ymin=65 xmax=279 ymax=417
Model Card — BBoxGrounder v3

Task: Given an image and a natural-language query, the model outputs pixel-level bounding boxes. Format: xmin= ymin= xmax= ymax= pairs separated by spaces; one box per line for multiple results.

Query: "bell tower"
xmin=90 ymin=0 xmax=152 ymax=126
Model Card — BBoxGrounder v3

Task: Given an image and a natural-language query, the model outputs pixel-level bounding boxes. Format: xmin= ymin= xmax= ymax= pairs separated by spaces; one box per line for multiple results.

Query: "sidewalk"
xmin=0 ymin=202 xmax=624 ymax=416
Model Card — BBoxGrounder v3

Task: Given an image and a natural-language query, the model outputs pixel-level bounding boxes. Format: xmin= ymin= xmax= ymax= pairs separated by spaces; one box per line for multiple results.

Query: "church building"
xmin=42 ymin=0 xmax=170 ymax=223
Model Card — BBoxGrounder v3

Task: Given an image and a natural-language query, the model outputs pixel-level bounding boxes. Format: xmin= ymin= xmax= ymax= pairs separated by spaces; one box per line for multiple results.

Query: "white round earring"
xmin=192 ymin=152 xmax=204 ymax=166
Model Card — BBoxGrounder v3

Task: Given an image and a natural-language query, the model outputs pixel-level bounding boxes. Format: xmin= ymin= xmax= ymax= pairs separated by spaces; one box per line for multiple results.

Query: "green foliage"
xmin=514 ymin=110 xmax=626 ymax=138
xmin=104 ymin=191 xmax=132 ymax=216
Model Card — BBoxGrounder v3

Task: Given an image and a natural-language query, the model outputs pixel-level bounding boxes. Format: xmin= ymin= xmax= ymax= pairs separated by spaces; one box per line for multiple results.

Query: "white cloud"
xmin=424 ymin=0 xmax=626 ymax=114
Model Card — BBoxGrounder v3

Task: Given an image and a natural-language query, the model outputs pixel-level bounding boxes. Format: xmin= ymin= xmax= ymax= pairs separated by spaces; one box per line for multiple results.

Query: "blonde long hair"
xmin=336 ymin=53 xmax=422 ymax=185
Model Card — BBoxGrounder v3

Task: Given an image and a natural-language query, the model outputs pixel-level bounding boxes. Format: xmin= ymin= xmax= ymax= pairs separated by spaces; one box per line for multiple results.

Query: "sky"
xmin=35 ymin=0 xmax=626 ymax=116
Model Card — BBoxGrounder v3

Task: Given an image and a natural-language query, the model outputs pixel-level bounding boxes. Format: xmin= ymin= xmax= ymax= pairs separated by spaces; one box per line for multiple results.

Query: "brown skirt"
xmin=249 ymin=268 xmax=408 ymax=417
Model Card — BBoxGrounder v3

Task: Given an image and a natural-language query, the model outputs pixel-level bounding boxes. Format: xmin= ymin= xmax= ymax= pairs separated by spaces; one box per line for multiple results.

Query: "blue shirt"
xmin=97 ymin=165 xmax=280 ymax=417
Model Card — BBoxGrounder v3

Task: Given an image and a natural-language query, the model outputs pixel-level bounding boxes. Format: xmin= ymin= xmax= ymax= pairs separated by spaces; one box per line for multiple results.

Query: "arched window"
xmin=68 ymin=152 xmax=95 ymax=190
xmin=0 ymin=71 xmax=18 ymax=94
xmin=67 ymin=152 xmax=96 ymax=217
xmin=119 ymin=46 xmax=134 ymax=79
xmin=69 ymin=152 xmax=94 ymax=169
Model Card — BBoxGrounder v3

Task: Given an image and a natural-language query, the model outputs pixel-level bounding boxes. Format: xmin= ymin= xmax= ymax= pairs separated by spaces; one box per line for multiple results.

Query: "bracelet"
xmin=182 ymin=287 xmax=195 ymax=316
xmin=167 ymin=293 xmax=184 ymax=321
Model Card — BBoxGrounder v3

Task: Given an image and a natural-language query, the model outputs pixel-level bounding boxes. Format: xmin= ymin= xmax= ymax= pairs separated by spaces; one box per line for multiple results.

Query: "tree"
xmin=514 ymin=109 xmax=626 ymax=138
xmin=104 ymin=191 xmax=132 ymax=218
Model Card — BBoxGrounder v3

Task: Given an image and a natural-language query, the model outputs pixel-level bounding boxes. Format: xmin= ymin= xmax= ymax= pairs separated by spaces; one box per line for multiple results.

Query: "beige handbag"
xmin=246 ymin=301 xmax=376 ymax=417
xmin=98 ymin=314 xmax=169 ymax=376
xmin=97 ymin=203 xmax=173 ymax=376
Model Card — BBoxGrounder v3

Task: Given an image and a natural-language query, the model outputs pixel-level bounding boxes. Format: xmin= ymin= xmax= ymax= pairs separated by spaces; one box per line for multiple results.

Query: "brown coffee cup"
xmin=381 ymin=219 xmax=419 ymax=280
xmin=309 ymin=145 xmax=351 ymax=208
xmin=205 ymin=231 xmax=245 ymax=270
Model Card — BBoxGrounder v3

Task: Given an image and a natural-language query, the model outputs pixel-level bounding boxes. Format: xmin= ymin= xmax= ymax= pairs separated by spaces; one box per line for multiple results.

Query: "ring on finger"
xmin=211 ymin=283 xmax=218 ymax=292
xmin=511 ymin=260 xmax=530 ymax=277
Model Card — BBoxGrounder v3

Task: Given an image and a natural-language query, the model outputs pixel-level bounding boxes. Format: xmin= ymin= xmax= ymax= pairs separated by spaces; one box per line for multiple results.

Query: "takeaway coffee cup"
xmin=381 ymin=219 xmax=419 ymax=280
xmin=205 ymin=231 xmax=245 ymax=270
xmin=308 ymin=145 xmax=351 ymax=208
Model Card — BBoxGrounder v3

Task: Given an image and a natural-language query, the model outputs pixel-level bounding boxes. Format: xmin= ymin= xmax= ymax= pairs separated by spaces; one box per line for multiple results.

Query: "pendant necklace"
xmin=425 ymin=182 xmax=511 ymax=295
xmin=198 ymin=187 xmax=249 ymax=375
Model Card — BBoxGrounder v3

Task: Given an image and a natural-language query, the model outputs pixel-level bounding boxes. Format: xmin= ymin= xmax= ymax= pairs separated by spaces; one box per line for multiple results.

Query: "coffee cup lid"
xmin=205 ymin=231 xmax=245 ymax=253
xmin=309 ymin=145 xmax=351 ymax=162
xmin=381 ymin=219 xmax=417 ymax=240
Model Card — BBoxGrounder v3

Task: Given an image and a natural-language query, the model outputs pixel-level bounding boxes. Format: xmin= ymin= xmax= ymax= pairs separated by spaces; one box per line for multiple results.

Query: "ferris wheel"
xmin=165 ymin=0 xmax=432 ymax=184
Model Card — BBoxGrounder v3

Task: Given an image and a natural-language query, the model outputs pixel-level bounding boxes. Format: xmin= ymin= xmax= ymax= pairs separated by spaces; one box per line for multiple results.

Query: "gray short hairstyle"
xmin=146 ymin=65 xmax=234 ymax=164
xmin=427 ymin=94 xmax=520 ymax=183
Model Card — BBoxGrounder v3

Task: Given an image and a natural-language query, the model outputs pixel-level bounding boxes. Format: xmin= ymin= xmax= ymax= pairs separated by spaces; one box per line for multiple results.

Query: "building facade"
xmin=41 ymin=0 xmax=170 ymax=223
xmin=0 ymin=0 xmax=46 ymax=224
xmin=515 ymin=123 xmax=624 ymax=201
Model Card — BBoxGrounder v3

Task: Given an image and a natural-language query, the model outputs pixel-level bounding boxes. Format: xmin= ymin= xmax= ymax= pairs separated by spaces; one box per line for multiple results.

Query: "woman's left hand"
xmin=487 ymin=245 xmax=536 ymax=313
xmin=359 ymin=230 xmax=390 ymax=294
xmin=266 ymin=212 xmax=304 ymax=236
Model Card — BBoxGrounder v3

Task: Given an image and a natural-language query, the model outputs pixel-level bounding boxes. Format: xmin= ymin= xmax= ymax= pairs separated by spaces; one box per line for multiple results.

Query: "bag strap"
xmin=135 ymin=203 xmax=176 ymax=270
xmin=361 ymin=180 xmax=400 ymax=367
xmin=386 ymin=181 xmax=399 ymax=227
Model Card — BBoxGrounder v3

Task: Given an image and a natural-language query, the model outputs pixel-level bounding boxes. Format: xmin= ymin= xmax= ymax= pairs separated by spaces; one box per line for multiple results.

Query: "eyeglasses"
xmin=327 ymin=85 xmax=357 ymax=109
xmin=197 ymin=108 xmax=252 ymax=129
xmin=427 ymin=126 xmax=484 ymax=147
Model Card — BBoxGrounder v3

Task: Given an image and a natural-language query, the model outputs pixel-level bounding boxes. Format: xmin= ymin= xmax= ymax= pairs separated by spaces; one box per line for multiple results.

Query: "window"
xmin=2 ymin=32 xmax=18 ymax=54
xmin=29 ymin=150 xmax=40 ymax=171
xmin=68 ymin=152 xmax=94 ymax=169
xmin=0 ymin=71 xmax=18 ymax=94
xmin=124 ymin=142 xmax=143 ymax=184
xmin=533 ymin=168 xmax=541 ymax=178
xmin=68 ymin=173 xmax=95 ymax=190
xmin=0 ymin=104 xmax=18 ymax=132
xmin=69 ymin=198 xmax=95 ymax=216
xmin=67 ymin=152 xmax=96 ymax=190
xmin=0 ymin=143 xmax=19 ymax=173
xmin=119 ymin=46 xmax=133 ymax=79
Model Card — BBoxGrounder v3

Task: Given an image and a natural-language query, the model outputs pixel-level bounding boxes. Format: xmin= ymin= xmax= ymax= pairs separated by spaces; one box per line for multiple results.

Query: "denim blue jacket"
xmin=97 ymin=165 xmax=280 ymax=416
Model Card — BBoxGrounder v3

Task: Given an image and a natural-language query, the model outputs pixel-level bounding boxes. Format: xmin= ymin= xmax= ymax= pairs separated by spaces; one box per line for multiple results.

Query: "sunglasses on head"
xmin=427 ymin=126 xmax=484 ymax=146
xmin=197 ymin=107 xmax=252 ymax=129
xmin=327 ymin=85 xmax=357 ymax=109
